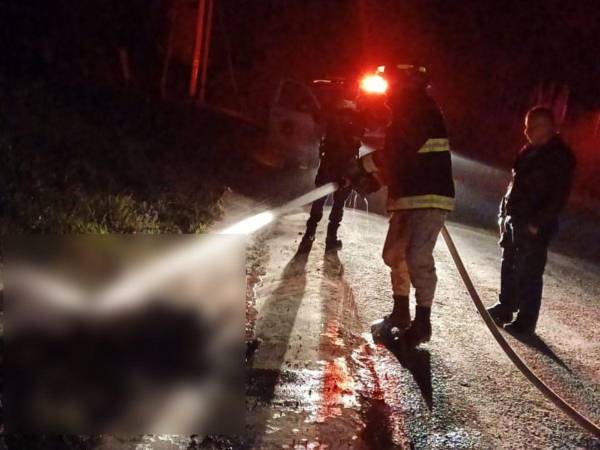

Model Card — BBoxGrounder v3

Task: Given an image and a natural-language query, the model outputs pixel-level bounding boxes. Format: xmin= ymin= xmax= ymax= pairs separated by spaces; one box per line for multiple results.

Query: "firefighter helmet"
xmin=378 ymin=64 xmax=429 ymax=90
xmin=312 ymin=77 xmax=357 ymax=114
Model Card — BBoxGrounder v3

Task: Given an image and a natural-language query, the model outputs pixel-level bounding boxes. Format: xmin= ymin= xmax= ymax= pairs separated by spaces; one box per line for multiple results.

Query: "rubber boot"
xmin=487 ymin=302 xmax=514 ymax=327
xmin=404 ymin=305 xmax=432 ymax=347
xmin=370 ymin=295 xmax=410 ymax=342
xmin=504 ymin=315 xmax=536 ymax=336
xmin=325 ymin=222 xmax=342 ymax=251
xmin=390 ymin=295 xmax=411 ymax=329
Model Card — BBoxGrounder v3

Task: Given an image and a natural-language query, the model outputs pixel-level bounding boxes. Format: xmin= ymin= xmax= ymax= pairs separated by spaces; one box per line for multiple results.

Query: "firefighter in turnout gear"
xmin=363 ymin=64 xmax=455 ymax=347
xmin=297 ymin=86 xmax=364 ymax=254
xmin=487 ymin=106 xmax=575 ymax=335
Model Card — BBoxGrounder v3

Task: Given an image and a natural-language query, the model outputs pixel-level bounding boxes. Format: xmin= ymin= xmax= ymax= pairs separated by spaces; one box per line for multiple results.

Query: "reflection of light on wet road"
xmin=317 ymin=358 xmax=356 ymax=422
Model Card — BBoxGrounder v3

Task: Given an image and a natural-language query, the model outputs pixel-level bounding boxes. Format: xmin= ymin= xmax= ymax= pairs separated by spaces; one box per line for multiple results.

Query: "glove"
xmin=354 ymin=173 xmax=381 ymax=196
xmin=341 ymin=156 xmax=382 ymax=196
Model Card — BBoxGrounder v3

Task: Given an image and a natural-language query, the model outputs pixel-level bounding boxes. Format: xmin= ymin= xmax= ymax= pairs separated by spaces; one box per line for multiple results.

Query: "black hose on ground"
xmin=440 ymin=225 xmax=600 ymax=439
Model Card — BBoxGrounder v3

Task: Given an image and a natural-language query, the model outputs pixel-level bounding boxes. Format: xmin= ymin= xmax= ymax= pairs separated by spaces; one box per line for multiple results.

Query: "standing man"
xmin=362 ymin=65 xmax=455 ymax=347
xmin=487 ymin=106 xmax=576 ymax=335
xmin=297 ymin=86 xmax=363 ymax=254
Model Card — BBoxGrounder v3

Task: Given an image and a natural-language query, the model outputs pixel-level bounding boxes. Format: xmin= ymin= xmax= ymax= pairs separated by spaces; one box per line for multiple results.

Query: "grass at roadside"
xmin=0 ymin=78 xmax=253 ymax=449
xmin=0 ymin=78 xmax=236 ymax=239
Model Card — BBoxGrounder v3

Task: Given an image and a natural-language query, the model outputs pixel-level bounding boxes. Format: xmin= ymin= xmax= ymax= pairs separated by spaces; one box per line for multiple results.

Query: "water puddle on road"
xmin=245 ymin=212 xmax=485 ymax=449
xmin=247 ymin=327 xmax=485 ymax=449
xmin=246 ymin=334 xmax=413 ymax=449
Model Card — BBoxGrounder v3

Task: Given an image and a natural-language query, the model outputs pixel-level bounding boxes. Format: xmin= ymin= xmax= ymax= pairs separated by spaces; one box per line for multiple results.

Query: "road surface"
xmin=245 ymin=207 xmax=600 ymax=449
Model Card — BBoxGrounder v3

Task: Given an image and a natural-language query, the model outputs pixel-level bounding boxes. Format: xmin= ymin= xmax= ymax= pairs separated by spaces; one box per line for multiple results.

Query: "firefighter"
xmin=360 ymin=64 xmax=455 ymax=347
xmin=297 ymin=87 xmax=364 ymax=254
xmin=487 ymin=106 xmax=576 ymax=335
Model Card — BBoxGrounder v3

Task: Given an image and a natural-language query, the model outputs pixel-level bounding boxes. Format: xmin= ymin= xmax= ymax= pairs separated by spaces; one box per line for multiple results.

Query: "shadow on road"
xmin=384 ymin=342 xmax=433 ymax=410
xmin=505 ymin=329 xmax=573 ymax=373
xmin=322 ymin=249 xmax=345 ymax=278
xmin=246 ymin=251 xmax=309 ymax=448
xmin=359 ymin=397 xmax=405 ymax=450
xmin=318 ymin=250 xmax=409 ymax=448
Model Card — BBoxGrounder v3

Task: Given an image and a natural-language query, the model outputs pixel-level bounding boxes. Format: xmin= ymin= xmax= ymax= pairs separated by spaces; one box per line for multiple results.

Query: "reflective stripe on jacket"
xmin=387 ymin=194 xmax=455 ymax=211
xmin=417 ymin=138 xmax=450 ymax=154
xmin=375 ymin=91 xmax=455 ymax=212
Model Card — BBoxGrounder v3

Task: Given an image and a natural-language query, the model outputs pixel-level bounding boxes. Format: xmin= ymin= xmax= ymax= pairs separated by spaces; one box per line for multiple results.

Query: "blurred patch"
xmin=3 ymin=235 xmax=245 ymax=435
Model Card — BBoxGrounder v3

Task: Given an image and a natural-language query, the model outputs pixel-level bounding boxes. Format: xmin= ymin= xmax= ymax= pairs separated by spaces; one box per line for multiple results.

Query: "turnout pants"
xmin=498 ymin=221 xmax=549 ymax=328
xmin=382 ymin=209 xmax=447 ymax=307
xmin=305 ymin=185 xmax=352 ymax=237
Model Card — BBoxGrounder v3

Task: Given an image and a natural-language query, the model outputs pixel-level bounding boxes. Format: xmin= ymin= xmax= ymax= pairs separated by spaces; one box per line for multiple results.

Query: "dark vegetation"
xmin=0 ymin=77 xmax=242 ymax=236
xmin=0 ymin=75 xmax=255 ymax=448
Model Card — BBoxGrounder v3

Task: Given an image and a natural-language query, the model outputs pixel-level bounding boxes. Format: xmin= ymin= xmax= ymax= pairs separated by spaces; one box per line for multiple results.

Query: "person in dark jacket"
xmin=362 ymin=65 xmax=455 ymax=347
xmin=297 ymin=97 xmax=363 ymax=253
xmin=487 ymin=106 xmax=576 ymax=334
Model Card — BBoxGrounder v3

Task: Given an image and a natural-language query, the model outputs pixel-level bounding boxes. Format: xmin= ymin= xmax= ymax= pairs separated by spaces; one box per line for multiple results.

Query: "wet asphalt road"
xmin=245 ymin=207 xmax=600 ymax=450
xmin=3 ymin=166 xmax=598 ymax=450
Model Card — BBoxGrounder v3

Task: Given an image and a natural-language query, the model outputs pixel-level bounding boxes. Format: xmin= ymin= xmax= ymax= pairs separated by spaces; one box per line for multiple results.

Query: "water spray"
xmin=9 ymin=182 xmax=341 ymax=317
xmin=6 ymin=178 xmax=599 ymax=437
xmin=220 ymin=182 xmax=339 ymax=236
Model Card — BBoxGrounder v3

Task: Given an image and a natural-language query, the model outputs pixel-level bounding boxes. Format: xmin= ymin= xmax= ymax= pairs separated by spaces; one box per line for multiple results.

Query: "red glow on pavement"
xmin=310 ymin=264 xmax=409 ymax=445
xmin=318 ymin=359 xmax=351 ymax=421
xmin=316 ymin=284 xmax=356 ymax=423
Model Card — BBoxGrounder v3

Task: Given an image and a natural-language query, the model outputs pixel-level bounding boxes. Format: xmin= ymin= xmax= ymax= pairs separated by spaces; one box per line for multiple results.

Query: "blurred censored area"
xmin=3 ymin=235 xmax=245 ymax=435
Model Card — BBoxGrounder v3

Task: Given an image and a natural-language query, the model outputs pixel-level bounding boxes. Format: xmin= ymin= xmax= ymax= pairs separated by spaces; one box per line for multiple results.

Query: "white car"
xmin=250 ymin=77 xmax=387 ymax=170
xmin=255 ymin=78 xmax=324 ymax=169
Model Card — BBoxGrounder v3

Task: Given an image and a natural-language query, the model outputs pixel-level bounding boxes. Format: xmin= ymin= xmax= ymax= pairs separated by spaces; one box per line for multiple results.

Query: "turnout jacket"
xmin=316 ymin=109 xmax=363 ymax=184
xmin=500 ymin=134 xmax=575 ymax=235
xmin=370 ymin=91 xmax=455 ymax=211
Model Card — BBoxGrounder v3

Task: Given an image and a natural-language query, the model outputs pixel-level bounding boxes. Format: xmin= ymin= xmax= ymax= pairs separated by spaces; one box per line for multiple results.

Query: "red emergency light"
xmin=360 ymin=74 xmax=388 ymax=94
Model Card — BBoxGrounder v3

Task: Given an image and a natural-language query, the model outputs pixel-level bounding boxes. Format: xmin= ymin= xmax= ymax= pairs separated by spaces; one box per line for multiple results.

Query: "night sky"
xmin=2 ymin=0 xmax=599 ymax=167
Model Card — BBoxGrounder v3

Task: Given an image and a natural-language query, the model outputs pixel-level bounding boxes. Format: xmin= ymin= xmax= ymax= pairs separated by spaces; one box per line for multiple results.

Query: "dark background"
xmin=2 ymin=0 xmax=599 ymax=193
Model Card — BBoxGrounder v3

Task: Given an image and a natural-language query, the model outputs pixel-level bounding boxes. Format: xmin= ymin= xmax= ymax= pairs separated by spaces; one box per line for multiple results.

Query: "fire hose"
xmin=6 ymin=179 xmax=598 ymax=437
xmin=271 ymin=182 xmax=598 ymax=438
xmin=440 ymin=225 xmax=600 ymax=438
xmin=337 ymin=164 xmax=599 ymax=437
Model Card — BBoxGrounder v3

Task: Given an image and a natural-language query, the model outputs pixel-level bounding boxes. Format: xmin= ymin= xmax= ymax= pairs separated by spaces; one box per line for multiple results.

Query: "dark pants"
xmin=305 ymin=185 xmax=352 ymax=238
xmin=498 ymin=221 xmax=549 ymax=328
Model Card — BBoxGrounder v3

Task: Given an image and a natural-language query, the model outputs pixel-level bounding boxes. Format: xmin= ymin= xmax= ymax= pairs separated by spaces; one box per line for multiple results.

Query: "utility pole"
xmin=217 ymin=0 xmax=243 ymax=109
xmin=161 ymin=0 xmax=178 ymax=99
xmin=117 ymin=47 xmax=133 ymax=83
xmin=189 ymin=0 xmax=207 ymax=98
xmin=198 ymin=0 xmax=214 ymax=103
